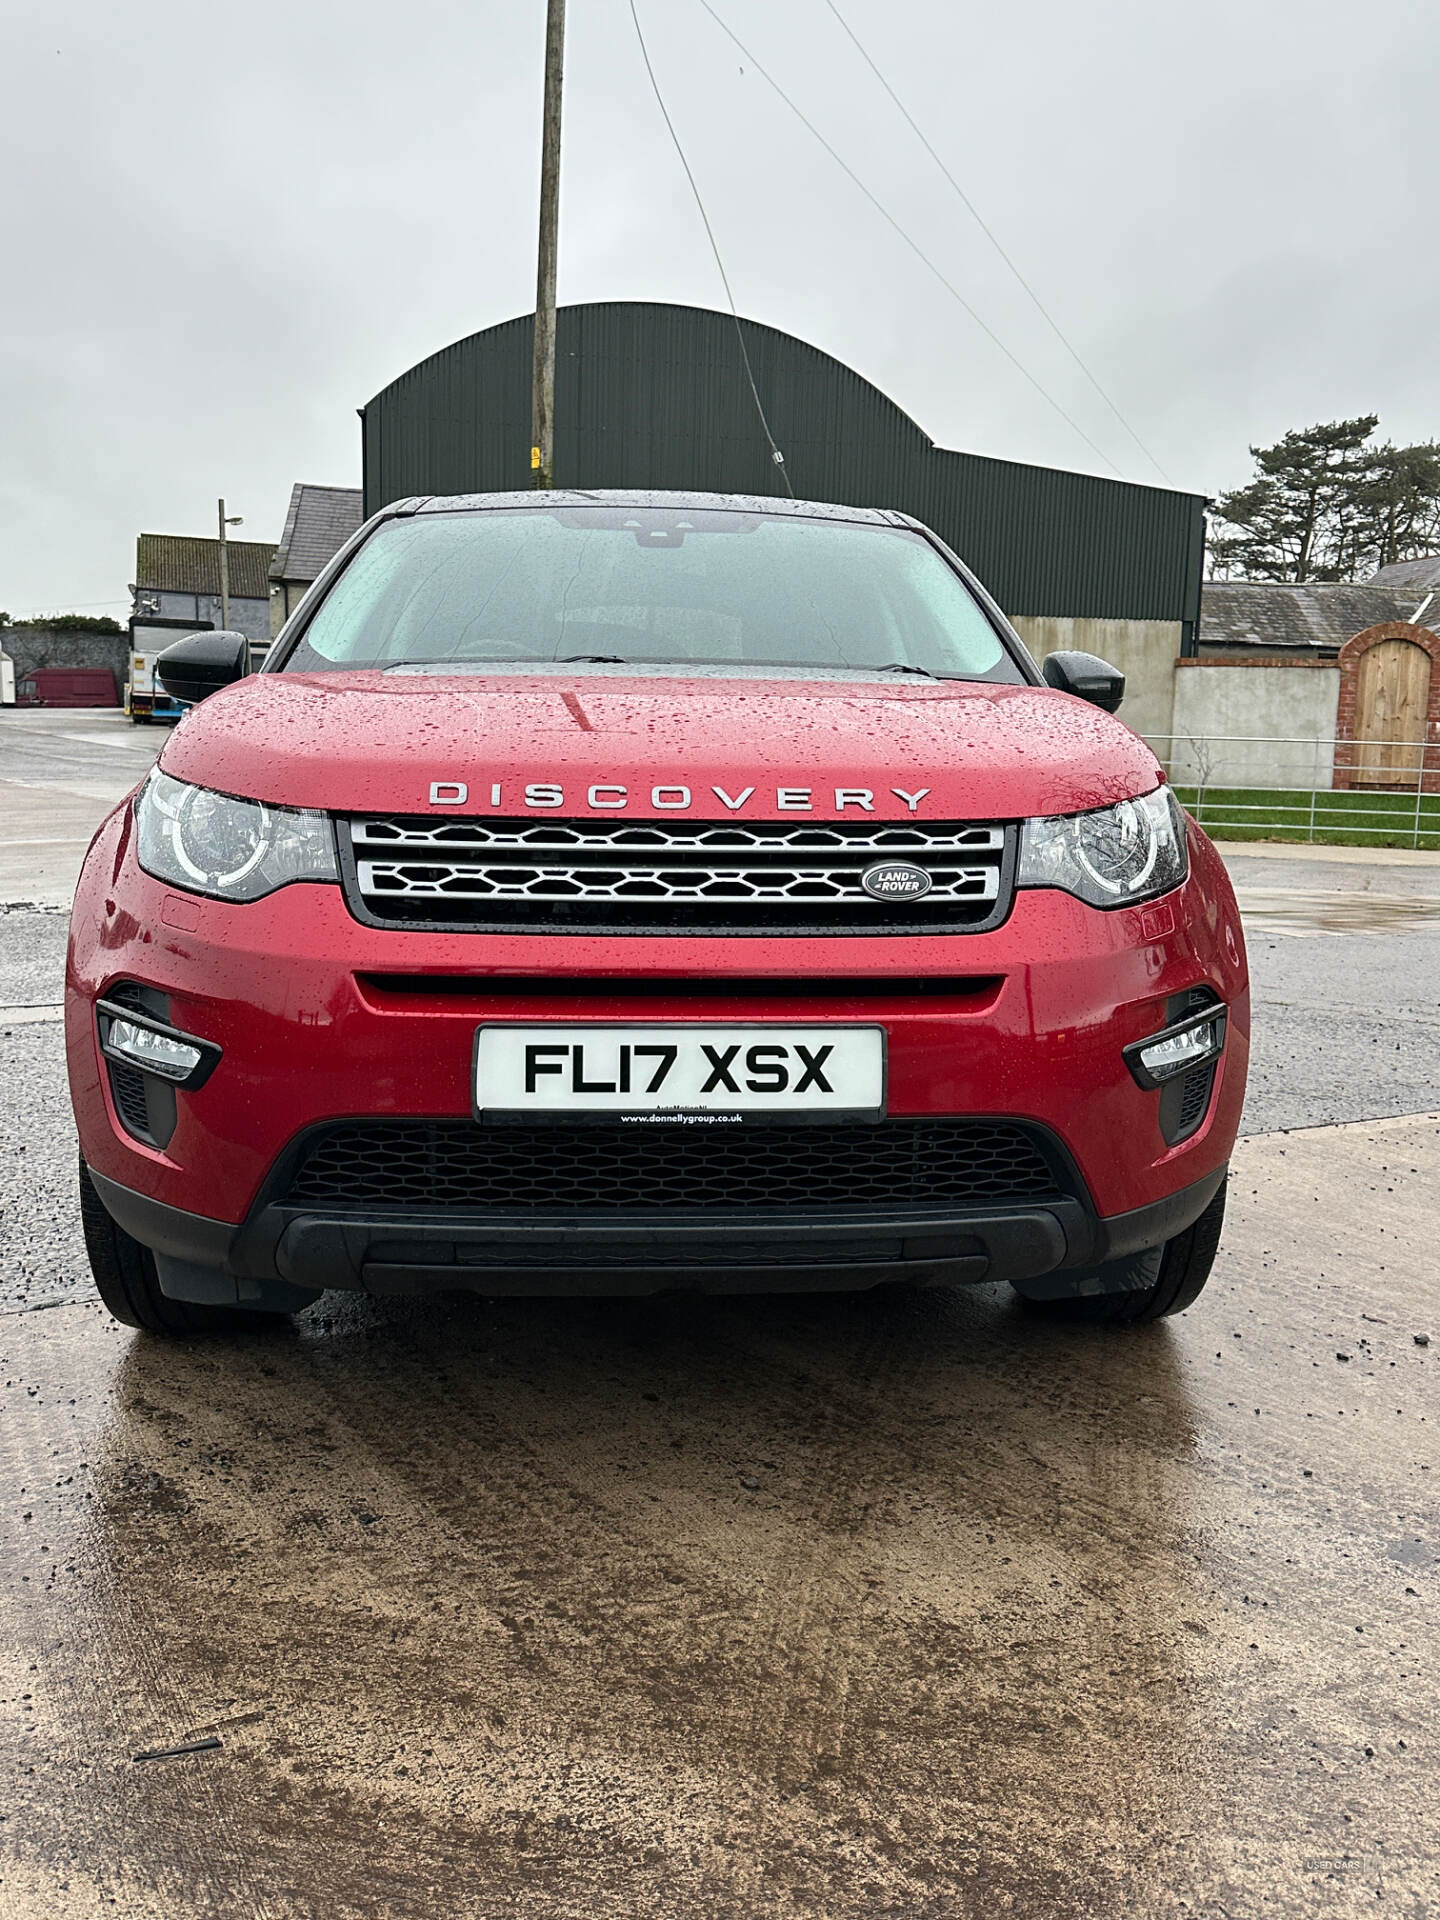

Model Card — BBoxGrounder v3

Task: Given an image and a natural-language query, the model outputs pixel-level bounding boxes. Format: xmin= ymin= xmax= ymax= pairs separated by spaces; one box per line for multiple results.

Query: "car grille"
xmin=339 ymin=816 xmax=1015 ymax=935
xmin=282 ymin=1118 xmax=1063 ymax=1212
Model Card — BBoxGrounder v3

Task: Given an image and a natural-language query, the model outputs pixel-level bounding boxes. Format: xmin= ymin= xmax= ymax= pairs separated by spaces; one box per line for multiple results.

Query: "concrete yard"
xmin=0 ymin=706 xmax=1437 ymax=1916
xmin=0 ymin=709 xmax=163 ymax=911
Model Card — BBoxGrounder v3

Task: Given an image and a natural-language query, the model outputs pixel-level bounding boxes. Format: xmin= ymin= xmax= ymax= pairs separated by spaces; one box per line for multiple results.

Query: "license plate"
xmin=474 ymin=1025 xmax=886 ymax=1123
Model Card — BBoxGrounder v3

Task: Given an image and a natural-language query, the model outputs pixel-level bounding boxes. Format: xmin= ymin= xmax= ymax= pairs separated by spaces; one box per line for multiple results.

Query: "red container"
xmin=17 ymin=668 xmax=119 ymax=707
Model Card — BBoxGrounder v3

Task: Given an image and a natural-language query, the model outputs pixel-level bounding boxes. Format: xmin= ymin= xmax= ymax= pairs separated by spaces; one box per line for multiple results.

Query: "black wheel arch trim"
xmin=1089 ymin=1162 xmax=1227 ymax=1264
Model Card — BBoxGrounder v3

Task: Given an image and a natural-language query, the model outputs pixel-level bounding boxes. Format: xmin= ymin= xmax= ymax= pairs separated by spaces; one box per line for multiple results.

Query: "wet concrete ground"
xmin=2 ymin=710 xmax=1439 ymax=1913
xmin=1235 ymin=888 xmax=1440 ymax=939
xmin=1 ymin=1114 xmax=1436 ymax=1917
xmin=0 ymin=710 xmax=161 ymax=909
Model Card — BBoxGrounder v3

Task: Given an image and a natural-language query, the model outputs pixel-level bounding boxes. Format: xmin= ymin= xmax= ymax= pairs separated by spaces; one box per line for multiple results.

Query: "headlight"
xmin=1018 ymin=786 xmax=1188 ymax=909
xmin=135 ymin=770 xmax=337 ymax=901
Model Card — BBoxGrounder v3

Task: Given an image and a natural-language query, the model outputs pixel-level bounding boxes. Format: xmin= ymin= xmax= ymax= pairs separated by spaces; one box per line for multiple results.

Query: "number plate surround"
xmin=473 ymin=1023 xmax=888 ymax=1125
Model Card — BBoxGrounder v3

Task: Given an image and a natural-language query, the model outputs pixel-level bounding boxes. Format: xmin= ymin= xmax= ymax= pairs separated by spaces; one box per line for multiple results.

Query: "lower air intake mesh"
xmin=1174 ymin=1062 xmax=1217 ymax=1140
xmin=108 ymin=1062 xmax=153 ymax=1141
xmin=282 ymin=1119 xmax=1063 ymax=1212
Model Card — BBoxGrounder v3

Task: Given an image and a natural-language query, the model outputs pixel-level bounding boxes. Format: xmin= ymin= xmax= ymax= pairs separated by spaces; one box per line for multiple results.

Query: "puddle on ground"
xmin=1235 ymin=887 xmax=1440 ymax=938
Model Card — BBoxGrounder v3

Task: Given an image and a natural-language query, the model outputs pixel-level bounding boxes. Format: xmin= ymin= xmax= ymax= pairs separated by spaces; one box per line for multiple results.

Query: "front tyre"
xmin=1013 ymin=1182 xmax=1227 ymax=1326
xmin=79 ymin=1157 xmax=291 ymax=1338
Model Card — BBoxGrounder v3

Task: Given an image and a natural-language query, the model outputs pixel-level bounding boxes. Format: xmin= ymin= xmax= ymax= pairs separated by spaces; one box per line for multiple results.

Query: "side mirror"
xmin=156 ymin=630 xmax=249 ymax=705
xmin=1042 ymin=650 xmax=1125 ymax=713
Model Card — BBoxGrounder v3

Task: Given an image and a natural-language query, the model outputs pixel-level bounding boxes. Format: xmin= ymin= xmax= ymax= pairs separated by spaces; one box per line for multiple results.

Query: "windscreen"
xmin=283 ymin=506 xmax=1024 ymax=682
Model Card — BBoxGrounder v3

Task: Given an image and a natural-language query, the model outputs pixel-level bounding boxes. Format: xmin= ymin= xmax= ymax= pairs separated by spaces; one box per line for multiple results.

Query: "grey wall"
xmin=1010 ymin=625 xmax=1346 ymax=789
xmin=1011 ymin=616 xmax=1182 ymax=748
xmin=1165 ymin=663 xmax=1341 ymax=788
xmin=0 ymin=625 xmax=127 ymax=696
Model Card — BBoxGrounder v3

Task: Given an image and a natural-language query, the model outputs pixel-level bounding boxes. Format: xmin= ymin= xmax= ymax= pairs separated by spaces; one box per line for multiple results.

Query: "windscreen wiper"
xmin=383 ymin=657 xmax=546 ymax=671
xmin=866 ymin=661 xmax=936 ymax=677
xmin=559 ymin=654 xmax=629 ymax=664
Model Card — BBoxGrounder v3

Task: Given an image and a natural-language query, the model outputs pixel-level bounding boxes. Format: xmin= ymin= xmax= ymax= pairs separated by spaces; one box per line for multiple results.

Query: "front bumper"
xmin=88 ymin=1158 xmax=1228 ymax=1303
xmin=67 ymin=801 xmax=1249 ymax=1300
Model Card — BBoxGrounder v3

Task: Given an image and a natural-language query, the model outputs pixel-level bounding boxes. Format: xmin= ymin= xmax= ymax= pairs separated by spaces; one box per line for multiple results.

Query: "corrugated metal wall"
xmin=361 ymin=302 xmax=1205 ymax=625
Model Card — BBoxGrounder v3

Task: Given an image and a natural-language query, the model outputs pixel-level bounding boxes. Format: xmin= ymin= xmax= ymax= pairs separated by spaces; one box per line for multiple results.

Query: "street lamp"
xmin=217 ymin=498 xmax=243 ymax=631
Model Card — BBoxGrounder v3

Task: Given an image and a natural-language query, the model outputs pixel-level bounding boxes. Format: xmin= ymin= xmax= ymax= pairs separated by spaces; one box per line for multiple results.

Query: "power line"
xmin=627 ymin=0 xmax=795 ymax=496
xmin=820 ymin=0 xmax=1169 ymax=482
xmin=5 ymin=598 xmax=132 ymax=617
xmin=691 ymin=0 xmax=1127 ymax=481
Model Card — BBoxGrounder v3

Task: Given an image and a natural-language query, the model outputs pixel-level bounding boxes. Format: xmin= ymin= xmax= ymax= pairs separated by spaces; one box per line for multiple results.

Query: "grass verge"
xmin=1171 ymin=784 xmax=1440 ymax=852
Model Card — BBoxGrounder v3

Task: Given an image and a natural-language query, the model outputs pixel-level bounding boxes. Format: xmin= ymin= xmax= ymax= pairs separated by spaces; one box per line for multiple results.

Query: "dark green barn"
xmin=361 ymin=303 xmax=1204 ymax=727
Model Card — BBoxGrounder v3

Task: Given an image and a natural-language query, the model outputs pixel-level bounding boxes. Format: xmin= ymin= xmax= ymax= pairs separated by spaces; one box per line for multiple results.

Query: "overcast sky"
xmin=3 ymin=0 xmax=1437 ymax=618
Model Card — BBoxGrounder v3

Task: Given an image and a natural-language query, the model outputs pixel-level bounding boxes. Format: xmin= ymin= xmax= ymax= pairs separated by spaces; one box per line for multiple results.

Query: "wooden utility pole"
xmin=530 ymin=0 xmax=566 ymax=489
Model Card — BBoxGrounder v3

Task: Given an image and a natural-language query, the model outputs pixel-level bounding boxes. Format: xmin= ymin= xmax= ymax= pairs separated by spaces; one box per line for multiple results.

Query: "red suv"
xmin=67 ymin=492 xmax=1247 ymax=1336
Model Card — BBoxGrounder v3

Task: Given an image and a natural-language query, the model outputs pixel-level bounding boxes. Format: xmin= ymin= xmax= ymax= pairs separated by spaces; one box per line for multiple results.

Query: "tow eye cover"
xmin=861 ymin=860 xmax=933 ymax=902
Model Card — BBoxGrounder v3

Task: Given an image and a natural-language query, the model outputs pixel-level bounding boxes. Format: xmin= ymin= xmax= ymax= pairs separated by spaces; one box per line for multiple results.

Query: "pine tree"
xmin=1209 ymin=417 xmax=1379 ymax=582
xmin=1354 ymin=441 xmax=1440 ymax=571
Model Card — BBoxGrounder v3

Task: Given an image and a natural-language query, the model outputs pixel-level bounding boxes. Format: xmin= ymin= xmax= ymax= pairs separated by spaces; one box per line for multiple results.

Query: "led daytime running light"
xmin=104 ymin=1018 xmax=204 ymax=1081
xmin=1137 ymin=1019 xmax=1220 ymax=1082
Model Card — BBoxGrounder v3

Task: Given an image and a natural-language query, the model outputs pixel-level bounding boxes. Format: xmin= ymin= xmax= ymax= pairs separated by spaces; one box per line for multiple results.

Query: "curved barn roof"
xmin=361 ymin=302 xmax=1205 ymax=626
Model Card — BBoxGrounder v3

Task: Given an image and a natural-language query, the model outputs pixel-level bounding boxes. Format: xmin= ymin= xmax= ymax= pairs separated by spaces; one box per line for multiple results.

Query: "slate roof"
xmin=1199 ymin=580 xmax=1416 ymax=652
xmin=1368 ymin=554 xmax=1440 ymax=597
xmin=270 ymin=484 xmax=363 ymax=586
xmin=135 ymin=534 xmax=277 ymax=601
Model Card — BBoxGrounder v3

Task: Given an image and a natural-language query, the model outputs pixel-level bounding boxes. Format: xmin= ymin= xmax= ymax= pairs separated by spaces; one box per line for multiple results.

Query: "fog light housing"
xmin=96 ymin=999 xmax=221 ymax=1091
xmin=105 ymin=1019 xmax=202 ymax=1080
xmin=1124 ymin=1005 xmax=1227 ymax=1091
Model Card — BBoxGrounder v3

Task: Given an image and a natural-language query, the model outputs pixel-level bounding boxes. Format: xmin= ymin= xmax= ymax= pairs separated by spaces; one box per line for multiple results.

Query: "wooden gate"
xmin=1353 ymin=638 xmax=1431 ymax=786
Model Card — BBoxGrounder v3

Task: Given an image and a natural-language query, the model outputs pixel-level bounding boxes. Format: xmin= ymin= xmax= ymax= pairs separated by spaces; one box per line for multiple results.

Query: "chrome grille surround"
xmin=353 ymin=819 xmax=1005 ymax=854
xmin=339 ymin=815 xmax=1016 ymax=935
